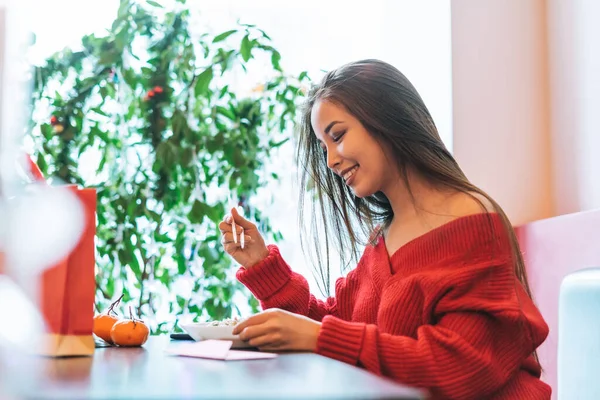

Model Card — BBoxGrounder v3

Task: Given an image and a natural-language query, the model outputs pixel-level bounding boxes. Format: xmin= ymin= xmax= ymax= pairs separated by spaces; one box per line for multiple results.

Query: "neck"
xmin=382 ymin=169 xmax=453 ymax=225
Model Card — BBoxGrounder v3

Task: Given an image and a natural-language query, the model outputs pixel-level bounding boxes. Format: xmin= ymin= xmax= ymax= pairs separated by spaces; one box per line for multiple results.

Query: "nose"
xmin=326 ymin=146 xmax=341 ymax=170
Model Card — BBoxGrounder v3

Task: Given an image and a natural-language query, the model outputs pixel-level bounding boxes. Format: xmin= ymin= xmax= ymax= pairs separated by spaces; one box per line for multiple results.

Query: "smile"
xmin=342 ymin=165 xmax=359 ymax=182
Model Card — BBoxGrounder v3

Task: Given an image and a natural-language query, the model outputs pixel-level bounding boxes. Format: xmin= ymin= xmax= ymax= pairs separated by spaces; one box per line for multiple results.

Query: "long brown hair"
xmin=296 ymin=59 xmax=539 ymax=361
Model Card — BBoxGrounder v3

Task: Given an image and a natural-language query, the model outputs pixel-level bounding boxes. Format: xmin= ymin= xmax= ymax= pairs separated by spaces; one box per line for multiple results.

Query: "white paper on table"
xmin=165 ymin=339 xmax=277 ymax=361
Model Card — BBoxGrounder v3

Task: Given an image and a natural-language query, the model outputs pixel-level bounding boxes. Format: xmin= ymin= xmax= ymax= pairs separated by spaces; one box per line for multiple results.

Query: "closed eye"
xmin=332 ymin=130 xmax=346 ymax=142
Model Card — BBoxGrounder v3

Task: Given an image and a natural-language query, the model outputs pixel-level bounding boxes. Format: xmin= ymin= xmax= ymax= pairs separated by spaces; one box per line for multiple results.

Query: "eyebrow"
xmin=324 ymin=120 xmax=342 ymax=134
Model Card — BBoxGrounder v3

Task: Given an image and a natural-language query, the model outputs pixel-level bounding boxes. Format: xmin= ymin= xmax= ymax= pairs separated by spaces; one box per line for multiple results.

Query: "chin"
xmin=349 ymin=184 xmax=378 ymax=199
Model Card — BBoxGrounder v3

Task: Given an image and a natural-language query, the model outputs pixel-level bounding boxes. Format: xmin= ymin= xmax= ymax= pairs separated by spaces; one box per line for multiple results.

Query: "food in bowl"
xmin=208 ymin=317 xmax=239 ymax=327
xmin=180 ymin=317 xmax=250 ymax=348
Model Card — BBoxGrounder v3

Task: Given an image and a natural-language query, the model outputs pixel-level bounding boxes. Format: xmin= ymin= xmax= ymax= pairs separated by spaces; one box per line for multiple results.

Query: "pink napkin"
xmin=166 ymin=340 xmax=277 ymax=360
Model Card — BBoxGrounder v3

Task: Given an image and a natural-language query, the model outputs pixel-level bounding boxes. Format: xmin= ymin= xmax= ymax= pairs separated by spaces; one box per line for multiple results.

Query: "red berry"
xmin=153 ymin=86 xmax=163 ymax=94
xmin=147 ymin=90 xmax=155 ymax=97
xmin=50 ymin=116 xmax=58 ymax=125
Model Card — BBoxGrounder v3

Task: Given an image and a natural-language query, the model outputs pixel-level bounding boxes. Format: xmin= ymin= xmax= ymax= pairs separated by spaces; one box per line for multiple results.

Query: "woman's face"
xmin=311 ymin=99 xmax=395 ymax=198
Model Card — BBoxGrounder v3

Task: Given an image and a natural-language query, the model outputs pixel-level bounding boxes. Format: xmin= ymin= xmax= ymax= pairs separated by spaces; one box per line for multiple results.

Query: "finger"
xmin=219 ymin=220 xmax=240 ymax=233
xmin=218 ymin=222 xmax=244 ymax=235
xmin=231 ymin=217 xmax=237 ymax=243
xmin=223 ymin=243 xmax=240 ymax=256
xmin=219 ymin=221 xmax=229 ymax=232
xmin=237 ymin=323 xmax=271 ymax=341
xmin=248 ymin=334 xmax=283 ymax=348
xmin=232 ymin=312 xmax=273 ymax=335
xmin=221 ymin=233 xmax=252 ymax=246
xmin=230 ymin=207 xmax=256 ymax=230
xmin=258 ymin=343 xmax=286 ymax=352
xmin=221 ymin=232 xmax=235 ymax=245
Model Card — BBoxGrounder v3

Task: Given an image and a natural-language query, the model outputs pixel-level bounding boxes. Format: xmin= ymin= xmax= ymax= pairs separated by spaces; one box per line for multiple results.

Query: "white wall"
xmin=451 ymin=0 xmax=554 ymax=225
xmin=198 ymin=0 xmax=452 ymax=148
xmin=547 ymin=0 xmax=600 ymax=215
xmin=452 ymin=0 xmax=600 ymax=226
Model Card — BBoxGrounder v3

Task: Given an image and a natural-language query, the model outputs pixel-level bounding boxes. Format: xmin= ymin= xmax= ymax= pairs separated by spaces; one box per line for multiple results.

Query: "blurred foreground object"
xmin=0 ymin=0 xmax=94 ymax=358
xmin=37 ymin=185 xmax=96 ymax=356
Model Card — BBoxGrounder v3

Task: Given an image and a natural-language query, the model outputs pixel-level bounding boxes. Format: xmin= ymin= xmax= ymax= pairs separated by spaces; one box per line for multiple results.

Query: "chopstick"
xmin=228 ymin=195 xmax=244 ymax=249
xmin=232 ymin=217 xmax=238 ymax=244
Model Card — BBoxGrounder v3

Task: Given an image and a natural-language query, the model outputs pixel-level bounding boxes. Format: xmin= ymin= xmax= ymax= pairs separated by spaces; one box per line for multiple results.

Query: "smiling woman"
xmin=218 ymin=59 xmax=551 ymax=399
xmin=311 ymin=101 xmax=398 ymax=199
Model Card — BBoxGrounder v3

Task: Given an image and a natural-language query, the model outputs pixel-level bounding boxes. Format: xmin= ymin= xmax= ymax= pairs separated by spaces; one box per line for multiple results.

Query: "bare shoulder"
xmin=448 ymin=191 xmax=496 ymax=217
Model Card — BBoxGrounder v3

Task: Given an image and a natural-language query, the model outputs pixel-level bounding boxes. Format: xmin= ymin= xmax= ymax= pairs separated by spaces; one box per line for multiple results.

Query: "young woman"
xmin=219 ymin=59 xmax=551 ymax=399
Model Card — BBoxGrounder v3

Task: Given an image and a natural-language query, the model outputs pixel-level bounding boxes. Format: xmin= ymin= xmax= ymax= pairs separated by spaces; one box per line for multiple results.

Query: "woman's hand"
xmin=232 ymin=308 xmax=321 ymax=352
xmin=218 ymin=207 xmax=269 ymax=267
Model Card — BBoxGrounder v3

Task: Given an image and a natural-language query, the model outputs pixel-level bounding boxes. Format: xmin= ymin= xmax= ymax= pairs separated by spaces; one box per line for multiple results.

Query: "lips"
xmin=340 ymin=165 xmax=359 ymax=183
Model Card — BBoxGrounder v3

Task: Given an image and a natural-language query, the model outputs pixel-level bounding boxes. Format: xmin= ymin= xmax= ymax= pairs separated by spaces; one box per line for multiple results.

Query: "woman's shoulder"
xmin=442 ymin=192 xmax=510 ymax=248
xmin=446 ymin=191 xmax=496 ymax=218
xmin=416 ymin=191 xmax=506 ymax=251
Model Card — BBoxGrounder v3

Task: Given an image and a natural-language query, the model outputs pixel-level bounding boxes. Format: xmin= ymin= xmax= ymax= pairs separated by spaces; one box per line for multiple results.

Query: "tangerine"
xmin=93 ymin=314 xmax=120 ymax=344
xmin=110 ymin=307 xmax=149 ymax=347
xmin=92 ymin=294 xmax=124 ymax=344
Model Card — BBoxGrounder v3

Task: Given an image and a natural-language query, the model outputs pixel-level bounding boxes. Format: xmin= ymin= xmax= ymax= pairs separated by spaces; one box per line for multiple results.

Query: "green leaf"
xmin=240 ymin=35 xmax=253 ymax=62
xmin=36 ymin=154 xmax=48 ymax=175
xmin=106 ymin=276 xmax=115 ymax=299
xmin=117 ymin=0 xmax=130 ymax=19
xmin=194 ymin=67 xmax=213 ymax=97
xmin=216 ymin=106 xmax=236 ymax=121
xmin=271 ymin=50 xmax=282 ymax=71
xmin=146 ymin=0 xmax=164 ymax=7
xmin=188 ymin=200 xmax=207 ymax=224
xmin=98 ymin=50 xmax=120 ymax=66
xmin=270 ymin=138 xmax=289 ymax=148
xmin=155 ymin=232 xmax=172 ymax=243
xmin=171 ymin=110 xmax=187 ymax=139
xmin=129 ymin=249 xmax=142 ymax=278
xmin=259 ymin=29 xmax=272 ymax=41
xmin=114 ymin=26 xmax=129 ymax=51
xmin=40 ymin=124 xmax=53 ymax=140
xmin=218 ymin=85 xmax=230 ymax=98
xmin=181 ymin=147 xmax=194 ymax=167
xmin=156 ymin=142 xmax=177 ymax=169
xmin=120 ymin=68 xmax=137 ymax=88
xmin=91 ymin=107 xmax=108 ymax=117
xmin=213 ymin=29 xmax=237 ymax=43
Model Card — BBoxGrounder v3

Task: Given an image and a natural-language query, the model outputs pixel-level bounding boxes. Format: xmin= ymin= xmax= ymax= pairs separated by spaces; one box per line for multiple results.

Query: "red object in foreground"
xmin=24 ymin=153 xmax=97 ymax=356
xmin=39 ymin=186 xmax=97 ymax=356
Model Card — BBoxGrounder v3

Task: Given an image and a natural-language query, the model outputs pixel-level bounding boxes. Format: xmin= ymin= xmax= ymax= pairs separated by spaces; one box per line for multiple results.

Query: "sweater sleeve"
xmin=236 ymin=245 xmax=340 ymax=321
xmin=315 ymin=261 xmax=549 ymax=400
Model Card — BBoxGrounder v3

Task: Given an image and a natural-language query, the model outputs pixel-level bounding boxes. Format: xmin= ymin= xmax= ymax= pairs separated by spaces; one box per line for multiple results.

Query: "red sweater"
xmin=237 ymin=213 xmax=551 ymax=399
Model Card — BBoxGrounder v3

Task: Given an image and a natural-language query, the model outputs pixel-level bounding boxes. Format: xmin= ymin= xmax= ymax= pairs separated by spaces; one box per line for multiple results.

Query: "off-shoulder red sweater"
xmin=236 ymin=213 xmax=551 ymax=399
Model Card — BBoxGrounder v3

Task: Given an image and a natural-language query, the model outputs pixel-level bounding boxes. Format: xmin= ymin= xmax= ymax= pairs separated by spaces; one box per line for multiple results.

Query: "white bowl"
xmin=180 ymin=322 xmax=251 ymax=348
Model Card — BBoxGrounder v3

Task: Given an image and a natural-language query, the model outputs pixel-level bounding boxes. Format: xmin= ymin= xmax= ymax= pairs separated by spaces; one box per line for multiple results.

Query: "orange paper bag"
xmin=39 ymin=186 xmax=96 ymax=356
